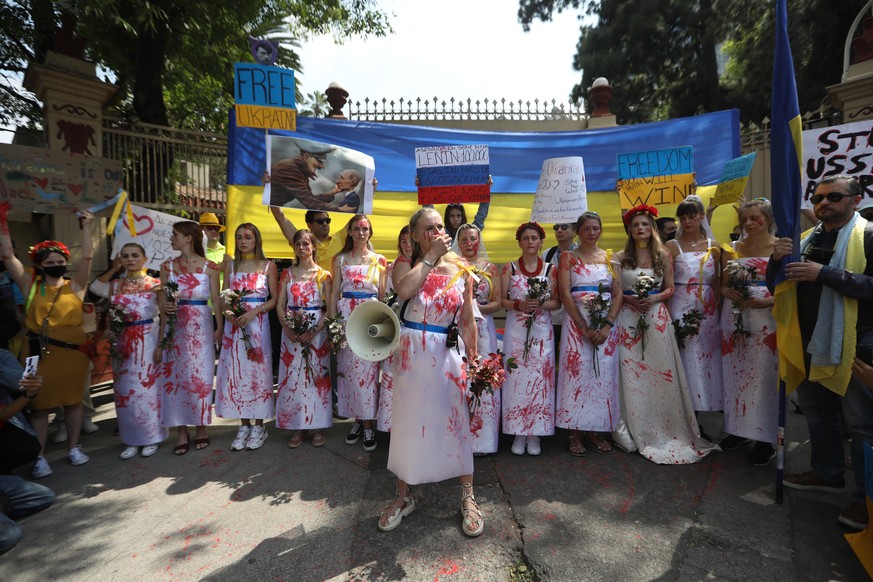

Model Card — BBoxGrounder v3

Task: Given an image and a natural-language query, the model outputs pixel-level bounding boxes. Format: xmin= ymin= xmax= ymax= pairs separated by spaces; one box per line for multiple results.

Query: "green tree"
xmin=0 ymin=0 xmax=391 ymax=132
xmin=518 ymin=0 xmax=868 ymax=124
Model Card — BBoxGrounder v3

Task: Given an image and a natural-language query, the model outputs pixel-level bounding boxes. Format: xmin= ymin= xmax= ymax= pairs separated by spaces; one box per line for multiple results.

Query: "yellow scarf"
xmin=774 ymin=220 xmax=867 ymax=395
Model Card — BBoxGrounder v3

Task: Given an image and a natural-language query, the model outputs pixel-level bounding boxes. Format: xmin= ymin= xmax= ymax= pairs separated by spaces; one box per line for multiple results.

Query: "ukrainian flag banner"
xmin=770 ymin=0 xmax=807 ymax=394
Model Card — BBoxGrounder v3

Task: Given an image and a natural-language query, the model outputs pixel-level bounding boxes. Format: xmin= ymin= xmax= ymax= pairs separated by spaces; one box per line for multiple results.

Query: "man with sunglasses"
xmin=270 ymin=208 xmax=344 ymax=271
xmin=768 ymin=174 xmax=873 ymax=531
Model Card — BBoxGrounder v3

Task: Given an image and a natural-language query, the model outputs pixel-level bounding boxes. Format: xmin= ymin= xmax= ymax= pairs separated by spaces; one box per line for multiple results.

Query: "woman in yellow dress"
xmin=0 ymin=203 xmax=95 ymax=478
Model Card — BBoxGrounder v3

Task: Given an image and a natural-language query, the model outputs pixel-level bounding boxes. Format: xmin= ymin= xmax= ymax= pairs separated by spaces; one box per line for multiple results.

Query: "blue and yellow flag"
xmin=770 ymin=0 xmax=806 ymax=392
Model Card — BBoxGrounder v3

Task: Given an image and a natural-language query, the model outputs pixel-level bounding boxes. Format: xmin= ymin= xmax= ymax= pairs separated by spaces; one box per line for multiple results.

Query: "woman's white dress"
xmin=388 ymin=272 xmax=472 ymax=485
xmin=555 ymin=258 xmax=620 ymax=432
xmin=669 ymin=240 xmax=723 ymax=411
xmin=616 ymin=267 xmax=720 ymax=464
xmin=720 ymin=255 xmax=779 ymax=443
xmin=501 ymin=261 xmax=556 ymax=437
xmin=467 ymin=264 xmax=500 ymax=453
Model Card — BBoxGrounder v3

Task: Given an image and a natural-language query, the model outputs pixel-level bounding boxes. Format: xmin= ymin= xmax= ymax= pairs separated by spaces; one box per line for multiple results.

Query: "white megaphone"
xmin=346 ymin=300 xmax=401 ymax=362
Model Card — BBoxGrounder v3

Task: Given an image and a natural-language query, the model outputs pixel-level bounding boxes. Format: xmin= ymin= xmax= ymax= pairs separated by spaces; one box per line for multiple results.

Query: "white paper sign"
xmin=111 ymin=205 xmax=191 ymax=270
xmin=530 ymin=157 xmax=587 ymax=223
xmin=802 ymin=120 xmax=873 ymax=209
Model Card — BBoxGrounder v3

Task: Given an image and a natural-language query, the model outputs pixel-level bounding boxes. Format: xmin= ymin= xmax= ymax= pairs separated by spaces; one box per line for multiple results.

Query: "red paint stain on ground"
xmin=434 ymin=559 xmax=461 ymax=581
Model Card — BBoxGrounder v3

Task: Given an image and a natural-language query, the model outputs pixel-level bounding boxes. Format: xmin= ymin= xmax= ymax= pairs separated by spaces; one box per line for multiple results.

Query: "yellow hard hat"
xmin=199 ymin=212 xmax=226 ymax=232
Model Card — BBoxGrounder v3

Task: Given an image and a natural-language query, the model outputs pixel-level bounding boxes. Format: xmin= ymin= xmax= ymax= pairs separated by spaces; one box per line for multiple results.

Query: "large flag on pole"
xmin=771 ymin=0 xmax=806 ymax=393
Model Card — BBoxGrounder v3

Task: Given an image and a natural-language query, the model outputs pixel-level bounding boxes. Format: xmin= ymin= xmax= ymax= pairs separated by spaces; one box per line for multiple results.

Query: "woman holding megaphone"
xmin=378 ymin=207 xmax=482 ymax=537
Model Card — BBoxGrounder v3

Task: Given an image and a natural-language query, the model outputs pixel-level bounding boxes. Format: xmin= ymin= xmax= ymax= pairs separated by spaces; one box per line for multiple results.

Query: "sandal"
xmin=587 ymin=432 xmax=613 ymax=454
xmin=311 ymin=430 xmax=326 ymax=447
xmin=568 ymin=433 xmax=587 ymax=457
xmin=288 ymin=430 xmax=305 ymax=449
xmin=460 ymin=483 xmax=484 ymax=537
xmin=174 ymin=430 xmax=190 ymax=456
xmin=378 ymin=483 xmax=415 ymax=532
xmin=194 ymin=437 xmax=210 ymax=451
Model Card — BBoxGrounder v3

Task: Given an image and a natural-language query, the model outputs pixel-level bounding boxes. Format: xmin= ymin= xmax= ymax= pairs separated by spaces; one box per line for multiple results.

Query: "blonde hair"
xmin=621 ymin=213 xmax=666 ymax=276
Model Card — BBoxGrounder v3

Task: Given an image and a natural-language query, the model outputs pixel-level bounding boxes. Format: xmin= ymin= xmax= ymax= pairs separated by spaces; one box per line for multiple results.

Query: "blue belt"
xmin=178 ymin=299 xmax=207 ymax=305
xmin=622 ymin=290 xmax=638 ymax=296
xmin=241 ymin=297 xmax=265 ymax=303
xmin=571 ymin=285 xmax=600 ymax=293
xmin=403 ymin=320 xmax=449 ymax=334
xmin=342 ymin=291 xmax=377 ymax=299
xmin=287 ymin=305 xmax=323 ymax=311
xmin=675 ymin=282 xmax=710 ymax=286
xmin=124 ymin=318 xmax=153 ymax=327
xmin=750 ymin=281 xmax=767 ymax=286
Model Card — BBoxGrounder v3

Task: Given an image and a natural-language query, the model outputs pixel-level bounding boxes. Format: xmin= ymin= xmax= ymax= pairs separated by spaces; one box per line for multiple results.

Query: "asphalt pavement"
xmin=0 ymin=386 xmax=868 ymax=582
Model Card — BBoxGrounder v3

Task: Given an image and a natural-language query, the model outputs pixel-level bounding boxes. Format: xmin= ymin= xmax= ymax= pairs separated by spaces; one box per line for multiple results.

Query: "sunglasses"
xmin=312 ymin=218 xmax=332 ymax=225
xmin=203 ymin=226 xmax=221 ymax=231
xmin=553 ymin=224 xmax=573 ymax=231
xmin=810 ymin=192 xmax=855 ymax=205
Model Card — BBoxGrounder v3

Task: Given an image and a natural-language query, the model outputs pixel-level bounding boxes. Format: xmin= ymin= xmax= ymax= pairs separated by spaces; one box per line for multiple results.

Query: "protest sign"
xmin=529 ymin=157 xmax=587 ymax=223
xmin=0 ymin=144 xmax=122 ymax=214
xmin=415 ymin=144 xmax=490 ymax=204
xmin=802 ymin=120 xmax=873 ymax=208
xmin=234 ymin=63 xmax=296 ymax=131
xmin=111 ymin=204 xmax=190 ymax=271
xmin=616 ymin=146 xmax=695 ymax=209
xmin=712 ymin=152 xmax=757 ymax=207
xmin=265 ymin=135 xmax=375 ymax=214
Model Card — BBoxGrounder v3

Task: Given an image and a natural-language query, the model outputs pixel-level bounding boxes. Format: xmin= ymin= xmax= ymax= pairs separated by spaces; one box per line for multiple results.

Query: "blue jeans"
xmin=0 ymin=475 xmax=54 ymax=554
xmin=796 ymin=332 xmax=873 ymax=501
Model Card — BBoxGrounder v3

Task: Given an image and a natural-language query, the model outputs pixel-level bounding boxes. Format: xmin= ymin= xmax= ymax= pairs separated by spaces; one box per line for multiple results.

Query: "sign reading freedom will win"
xmin=415 ymin=144 xmax=490 ymax=205
xmin=234 ymin=63 xmax=297 ymax=131
xmin=616 ymin=146 xmax=695 ymax=209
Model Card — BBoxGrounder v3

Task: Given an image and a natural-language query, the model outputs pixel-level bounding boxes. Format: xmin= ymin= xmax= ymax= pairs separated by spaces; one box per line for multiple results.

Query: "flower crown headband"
xmin=515 ymin=221 xmax=545 ymax=241
xmin=28 ymin=240 xmax=70 ymax=263
xmin=622 ymin=204 xmax=659 ymax=227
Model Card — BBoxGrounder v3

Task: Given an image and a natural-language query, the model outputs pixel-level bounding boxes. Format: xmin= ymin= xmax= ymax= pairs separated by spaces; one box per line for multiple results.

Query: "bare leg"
xmin=194 ymin=425 xmax=209 ymax=449
xmin=378 ymin=478 xmax=413 ymax=531
xmin=460 ymin=474 xmax=484 ymax=536
xmin=30 ymin=410 xmax=50 ymax=456
xmin=175 ymin=426 xmax=189 ymax=446
xmin=63 ymin=403 xmax=84 ymax=450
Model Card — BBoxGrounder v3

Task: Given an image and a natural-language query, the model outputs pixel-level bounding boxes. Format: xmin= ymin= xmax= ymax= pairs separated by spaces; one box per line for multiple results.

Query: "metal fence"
xmin=102 ymin=117 xmax=228 ymax=216
xmin=347 ymin=97 xmax=587 ymax=122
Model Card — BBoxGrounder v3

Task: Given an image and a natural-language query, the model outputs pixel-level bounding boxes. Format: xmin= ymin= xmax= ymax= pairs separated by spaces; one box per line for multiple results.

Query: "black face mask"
xmin=42 ymin=265 xmax=68 ymax=279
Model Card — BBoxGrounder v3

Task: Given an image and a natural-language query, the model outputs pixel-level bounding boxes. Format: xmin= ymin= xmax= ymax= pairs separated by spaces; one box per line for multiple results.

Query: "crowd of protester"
xmin=1 ymin=174 xmax=872 ymax=551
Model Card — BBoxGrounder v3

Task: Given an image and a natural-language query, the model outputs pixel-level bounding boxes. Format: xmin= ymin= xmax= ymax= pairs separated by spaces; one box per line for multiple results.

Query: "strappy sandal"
xmin=587 ymin=432 xmax=613 ymax=454
xmin=568 ymin=433 xmax=587 ymax=457
xmin=377 ymin=482 xmax=415 ymax=532
xmin=460 ymin=483 xmax=484 ymax=537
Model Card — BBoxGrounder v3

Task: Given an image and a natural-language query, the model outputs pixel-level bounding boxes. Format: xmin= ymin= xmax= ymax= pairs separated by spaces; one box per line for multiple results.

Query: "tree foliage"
xmin=518 ymin=0 xmax=869 ymax=124
xmin=0 ymin=0 xmax=391 ymax=132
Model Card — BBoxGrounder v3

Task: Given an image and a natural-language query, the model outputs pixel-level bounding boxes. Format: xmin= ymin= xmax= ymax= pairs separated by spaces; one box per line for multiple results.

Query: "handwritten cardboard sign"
xmin=529 ymin=157 xmax=587 ymax=223
xmin=415 ymin=144 xmax=490 ymax=204
xmin=616 ymin=146 xmax=695 ymax=209
xmin=0 ymin=144 xmax=122 ymax=214
xmin=802 ymin=120 xmax=873 ymax=208
xmin=712 ymin=152 xmax=757 ymax=207
xmin=234 ymin=63 xmax=296 ymax=131
xmin=111 ymin=204 xmax=190 ymax=271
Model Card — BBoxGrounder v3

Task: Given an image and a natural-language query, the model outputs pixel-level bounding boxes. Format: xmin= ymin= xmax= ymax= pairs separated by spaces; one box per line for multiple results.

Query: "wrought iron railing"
xmin=102 ymin=117 xmax=228 ymax=215
xmin=347 ymin=97 xmax=587 ymax=122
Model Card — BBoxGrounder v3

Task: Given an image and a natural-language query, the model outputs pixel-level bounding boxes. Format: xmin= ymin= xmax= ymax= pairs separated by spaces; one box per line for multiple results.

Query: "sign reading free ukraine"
xmin=233 ymin=63 xmax=296 ymax=131
xmin=415 ymin=144 xmax=490 ymax=204
xmin=616 ymin=145 xmax=695 ymax=209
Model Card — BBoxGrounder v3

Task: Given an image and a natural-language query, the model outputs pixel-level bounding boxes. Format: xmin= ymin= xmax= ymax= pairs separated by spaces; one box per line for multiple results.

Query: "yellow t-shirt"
xmin=314 ymin=234 xmax=345 ymax=271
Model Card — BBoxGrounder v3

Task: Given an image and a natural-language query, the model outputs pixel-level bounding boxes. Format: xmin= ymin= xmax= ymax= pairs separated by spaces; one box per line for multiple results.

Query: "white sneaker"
xmin=52 ymin=424 xmax=68 ymax=444
xmin=68 ymin=445 xmax=90 ymax=466
xmin=246 ymin=426 xmax=267 ymax=450
xmin=119 ymin=446 xmax=138 ymax=460
xmin=141 ymin=444 xmax=159 ymax=457
xmin=511 ymin=435 xmax=526 ymax=456
xmin=31 ymin=456 xmax=52 ymax=479
xmin=231 ymin=425 xmax=252 ymax=451
xmin=82 ymin=417 xmax=99 ymax=434
xmin=526 ymin=436 xmax=542 ymax=456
